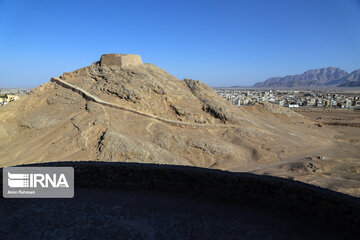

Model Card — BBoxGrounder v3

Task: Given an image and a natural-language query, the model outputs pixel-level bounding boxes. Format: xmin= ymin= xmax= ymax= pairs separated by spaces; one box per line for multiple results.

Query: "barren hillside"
xmin=1 ymin=54 xmax=358 ymax=196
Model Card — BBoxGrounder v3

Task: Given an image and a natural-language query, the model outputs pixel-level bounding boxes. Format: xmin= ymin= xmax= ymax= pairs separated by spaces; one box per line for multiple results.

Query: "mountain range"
xmin=337 ymin=69 xmax=360 ymax=87
xmin=253 ymin=67 xmax=360 ymax=88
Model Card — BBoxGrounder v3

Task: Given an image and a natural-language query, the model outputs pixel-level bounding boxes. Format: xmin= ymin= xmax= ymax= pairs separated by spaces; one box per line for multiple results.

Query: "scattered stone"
xmin=307 ymin=163 xmax=319 ymax=172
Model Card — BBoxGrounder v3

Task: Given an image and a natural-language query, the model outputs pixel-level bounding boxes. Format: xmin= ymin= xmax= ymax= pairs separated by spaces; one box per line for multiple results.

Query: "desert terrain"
xmin=0 ymin=54 xmax=359 ymax=196
xmin=243 ymin=107 xmax=360 ymax=196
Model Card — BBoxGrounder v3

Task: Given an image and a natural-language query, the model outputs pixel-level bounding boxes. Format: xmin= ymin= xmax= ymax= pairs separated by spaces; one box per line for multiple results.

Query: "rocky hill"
xmin=0 ymin=54 xmax=359 ymax=196
xmin=254 ymin=67 xmax=348 ymax=88
xmin=0 ymin=53 xmax=328 ymax=165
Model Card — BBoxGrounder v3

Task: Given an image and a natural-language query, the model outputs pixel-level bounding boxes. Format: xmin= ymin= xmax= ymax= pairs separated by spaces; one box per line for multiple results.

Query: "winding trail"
xmin=51 ymin=77 xmax=237 ymax=129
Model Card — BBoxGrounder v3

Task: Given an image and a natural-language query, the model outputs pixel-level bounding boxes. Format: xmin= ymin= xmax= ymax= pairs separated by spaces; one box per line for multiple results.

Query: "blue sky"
xmin=0 ymin=0 xmax=360 ymax=88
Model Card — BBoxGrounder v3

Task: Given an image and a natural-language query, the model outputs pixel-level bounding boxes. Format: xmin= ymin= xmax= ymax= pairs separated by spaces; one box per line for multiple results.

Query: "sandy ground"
xmin=295 ymin=107 xmax=360 ymax=127
xmin=242 ymin=108 xmax=360 ymax=197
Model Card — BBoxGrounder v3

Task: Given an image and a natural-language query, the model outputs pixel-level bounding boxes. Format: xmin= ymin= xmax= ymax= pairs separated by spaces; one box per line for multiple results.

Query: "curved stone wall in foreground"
xmin=1 ymin=162 xmax=359 ymax=237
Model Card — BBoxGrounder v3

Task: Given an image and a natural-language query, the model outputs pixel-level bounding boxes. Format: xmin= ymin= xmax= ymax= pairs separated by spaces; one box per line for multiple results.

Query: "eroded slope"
xmin=1 ymin=54 xmax=354 ymax=195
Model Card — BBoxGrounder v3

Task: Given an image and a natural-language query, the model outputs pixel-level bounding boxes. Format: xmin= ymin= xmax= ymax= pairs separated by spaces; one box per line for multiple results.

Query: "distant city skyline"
xmin=0 ymin=0 xmax=360 ymax=88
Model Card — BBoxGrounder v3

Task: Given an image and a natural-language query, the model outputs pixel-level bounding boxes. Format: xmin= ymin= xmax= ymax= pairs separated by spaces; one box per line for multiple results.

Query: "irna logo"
xmin=8 ymin=172 xmax=69 ymax=188
xmin=3 ymin=167 xmax=74 ymax=198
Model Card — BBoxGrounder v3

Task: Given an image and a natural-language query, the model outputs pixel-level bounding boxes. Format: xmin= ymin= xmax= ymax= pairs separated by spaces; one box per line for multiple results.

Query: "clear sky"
xmin=0 ymin=0 xmax=360 ymax=88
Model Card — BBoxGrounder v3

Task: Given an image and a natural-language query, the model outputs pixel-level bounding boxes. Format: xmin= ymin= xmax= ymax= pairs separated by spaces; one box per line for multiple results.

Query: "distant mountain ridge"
xmin=338 ymin=69 xmax=360 ymax=87
xmin=253 ymin=67 xmax=360 ymax=88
